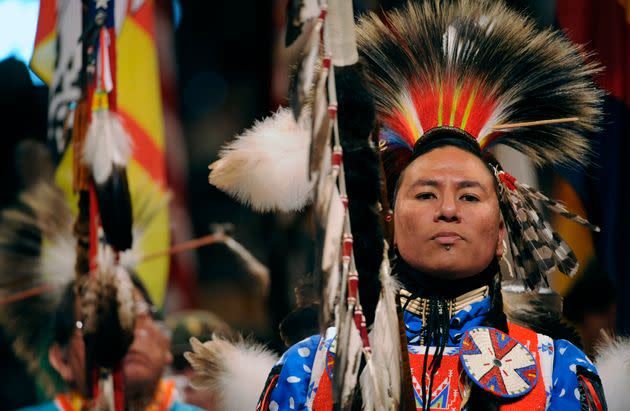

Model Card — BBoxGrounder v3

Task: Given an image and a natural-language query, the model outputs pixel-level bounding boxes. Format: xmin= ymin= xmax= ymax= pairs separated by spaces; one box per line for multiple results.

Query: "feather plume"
xmin=357 ymin=0 xmax=603 ymax=189
xmin=208 ymin=108 xmax=314 ymax=212
xmin=290 ymin=11 xmax=324 ymax=120
xmin=496 ymin=168 xmax=593 ymax=287
xmin=516 ymin=181 xmax=600 ymax=231
xmin=321 ymin=190 xmax=344 ymax=331
xmin=498 ymin=180 xmax=555 ymax=289
xmin=119 ymin=181 xmax=171 ymax=270
xmin=518 ymin=190 xmax=580 ymax=276
xmin=83 ymin=110 xmax=134 ymax=251
xmin=334 ymin=309 xmax=363 ymax=409
xmin=0 ymin=183 xmax=74 ymax=396
xmin=185 ymin=336 xmax=279 ymax=411
xmin=361 ymin=243 xmax=402 ymax=411
xmin=309 ymin=63 xmax=331 ymax=175
xmin=93 ymin=166 xmax=133 ymax=251
xmin=594 ymin=335 xmax=630 ymax=411
xmin=83 ymin=110 xmax=133 ymax=184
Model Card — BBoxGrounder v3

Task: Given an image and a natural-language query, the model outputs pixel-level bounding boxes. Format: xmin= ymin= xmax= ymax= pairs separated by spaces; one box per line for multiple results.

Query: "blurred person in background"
xmin=18 ymin=275 xmax=202 ymax=411
xmin=0 ymin=178 xmax=202 ymax=410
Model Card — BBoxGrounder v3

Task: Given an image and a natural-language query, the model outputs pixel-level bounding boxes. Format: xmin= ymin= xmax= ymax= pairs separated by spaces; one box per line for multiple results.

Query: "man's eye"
xmin=460 ymin=194 xmax=479 ymax=202
xmin=415 ymin=192 xmax=436 ymax=200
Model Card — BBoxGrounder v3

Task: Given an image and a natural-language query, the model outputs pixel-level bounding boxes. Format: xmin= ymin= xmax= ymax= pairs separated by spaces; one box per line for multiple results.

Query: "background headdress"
xmin=0 ymin=181 xmax=163 ymax=401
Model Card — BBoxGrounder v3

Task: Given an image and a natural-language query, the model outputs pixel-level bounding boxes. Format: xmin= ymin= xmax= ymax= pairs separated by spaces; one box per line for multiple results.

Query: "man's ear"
xmin=496 ymin=218 xmax=506 ymax=258
xmin=49 ymin=344 xmax=74 ymax=383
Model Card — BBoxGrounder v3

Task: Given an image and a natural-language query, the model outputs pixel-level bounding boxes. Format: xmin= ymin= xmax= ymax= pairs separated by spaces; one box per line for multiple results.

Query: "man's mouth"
xmin=124 ymin=350 xmax=149 ymax=365
xmin=431 ymin=232 xmax=463 ymax=244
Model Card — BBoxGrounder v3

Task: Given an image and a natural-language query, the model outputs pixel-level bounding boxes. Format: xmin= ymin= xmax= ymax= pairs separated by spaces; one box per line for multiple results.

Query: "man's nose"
xmin=436 ymin=193 xmax=459 ymax=222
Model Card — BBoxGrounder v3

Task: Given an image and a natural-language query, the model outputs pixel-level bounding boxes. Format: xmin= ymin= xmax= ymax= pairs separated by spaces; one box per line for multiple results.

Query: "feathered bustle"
xmin=502 ymin=284 xmax=581 ymax=343
xmin=208 ymin=108 xmax=314 ymax=212
xmin=185 ymin=336 xmax=279 ymax=411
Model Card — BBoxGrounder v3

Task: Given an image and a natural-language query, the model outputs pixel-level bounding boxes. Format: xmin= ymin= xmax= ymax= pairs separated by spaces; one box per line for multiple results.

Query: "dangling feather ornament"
xmin=83 ymin=26 xmax=133 ymax=251
xmin=496 ymin=169 xmax=598 ymax=288
xmin=360 ymin=242 xmax=402 ymax=411
xmin=290 ymin=5 xmax=327 ymax=120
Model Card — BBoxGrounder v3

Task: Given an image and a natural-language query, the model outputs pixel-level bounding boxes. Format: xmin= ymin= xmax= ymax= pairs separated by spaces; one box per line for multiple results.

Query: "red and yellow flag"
xmin=33 ymin=0 xmax=171 ymax=305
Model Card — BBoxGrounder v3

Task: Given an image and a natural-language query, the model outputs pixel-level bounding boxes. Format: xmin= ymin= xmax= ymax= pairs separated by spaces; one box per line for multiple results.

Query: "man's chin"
xmin=421 ymin=258 xmax=482 ymax=279
xmin=124 ymin=362 xmax=159 ymax=388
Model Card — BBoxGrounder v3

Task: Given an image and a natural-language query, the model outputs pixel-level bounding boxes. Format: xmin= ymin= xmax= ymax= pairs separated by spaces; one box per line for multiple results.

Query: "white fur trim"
xmin=208 ymin=108 xmax=313 ymax=212
xmin=594 ymin=336 xmax=630 ymax=411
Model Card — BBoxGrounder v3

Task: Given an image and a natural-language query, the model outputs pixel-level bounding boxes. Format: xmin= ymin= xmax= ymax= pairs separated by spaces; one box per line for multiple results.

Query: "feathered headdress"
xmin=356 ymin=0 xmax=602 ymax=289
xmin=0 ymin=184 xmax=74 ymax=398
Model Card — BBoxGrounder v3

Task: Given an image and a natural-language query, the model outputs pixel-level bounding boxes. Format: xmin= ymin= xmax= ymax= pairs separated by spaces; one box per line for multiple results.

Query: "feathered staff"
xmin=73 ymin=1 xmax=135 ymax=406
xmin=83 ymin=0 xmax=133 ymax=253
xmin=209 ymin=0 xmax=402 ymax=409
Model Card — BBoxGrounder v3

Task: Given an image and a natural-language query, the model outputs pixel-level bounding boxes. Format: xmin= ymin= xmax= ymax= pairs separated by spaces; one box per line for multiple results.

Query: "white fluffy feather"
xmin=594 ymin=335 xmax=630 ymax=411
xmin=185 ymin=336 xmax=279 ymax=411
xmin=208 ymin=108 xmax=313 ymax=212
xmin=84 ymin=110 xmax=133 ymax=184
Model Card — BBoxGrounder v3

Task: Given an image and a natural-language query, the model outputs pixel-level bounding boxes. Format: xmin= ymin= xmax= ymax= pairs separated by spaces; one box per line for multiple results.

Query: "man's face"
xmin=394 ymin=145 xmax=504 ymax=279
xmin=122 ymin=288 xmax=172 ymax=391
xmin=55 ymin=287 xmax=172 ymax=396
